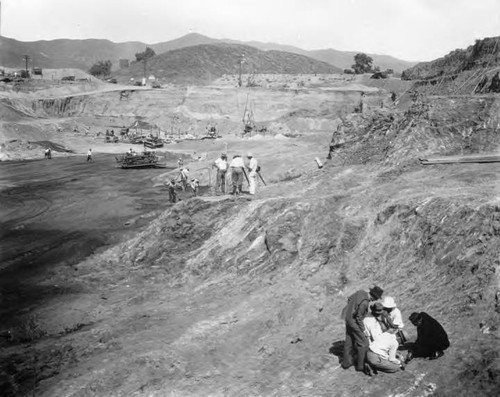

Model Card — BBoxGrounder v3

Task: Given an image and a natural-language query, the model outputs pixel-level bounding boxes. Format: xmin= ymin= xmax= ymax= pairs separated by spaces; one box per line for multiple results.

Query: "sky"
xmin=1 ymin=0 xmax=500 ymax=61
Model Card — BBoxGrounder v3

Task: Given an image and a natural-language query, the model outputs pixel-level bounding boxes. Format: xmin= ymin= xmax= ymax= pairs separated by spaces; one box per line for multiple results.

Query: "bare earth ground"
xmin=0 ymin=73 xmax=499 ymax=396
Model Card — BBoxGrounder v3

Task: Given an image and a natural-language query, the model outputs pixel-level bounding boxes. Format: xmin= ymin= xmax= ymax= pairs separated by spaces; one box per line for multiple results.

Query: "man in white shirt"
xmin=229 ymin=155 xmax=245 ymax=195
xmin=363 ymin=303 xmax=385 ymax=343
xmin=87 ymin=148 xmax=93 ymax=162
xmin=179 ymin=167 xmax=189 ymax=191
xmin=213 ymin=153 xmax=228 ymax=194
xmin=381 ymin=296 xmax=404 ymax=329
xmin=366 ymin=332 xmax=403 ymax=373
xmin=246 ymin=153 xmax=258 ymax=195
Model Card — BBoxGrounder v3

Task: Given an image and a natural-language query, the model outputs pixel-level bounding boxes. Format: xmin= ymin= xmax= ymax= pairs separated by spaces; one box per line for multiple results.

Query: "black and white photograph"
xmin=0 ymin=0 xmax=499 ymax=395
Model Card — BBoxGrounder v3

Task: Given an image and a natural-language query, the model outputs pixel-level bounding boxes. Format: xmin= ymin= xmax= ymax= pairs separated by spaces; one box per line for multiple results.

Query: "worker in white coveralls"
xmin=246 ymin=153 xmax=258 ymax=195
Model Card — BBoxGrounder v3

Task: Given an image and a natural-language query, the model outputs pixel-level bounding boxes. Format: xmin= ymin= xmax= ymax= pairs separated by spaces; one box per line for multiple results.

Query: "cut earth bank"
xmin=0 ymin=75 xmax=499 ymax=396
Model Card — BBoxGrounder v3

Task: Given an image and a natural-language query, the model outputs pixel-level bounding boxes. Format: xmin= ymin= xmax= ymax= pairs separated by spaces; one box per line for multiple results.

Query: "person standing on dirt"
xmin=246 ymin=153 xmax=258 ymax=195
xmin=229 ymin=155 xmax=245 ymax=195
xmin=177 ymin=158 xmax=184 ymax=168
xmin=190 ymin=178 xmax=200 ymax=197
xmin=213 ymin=153 xmax=228 ymax=194
xmin=86 ymin=148 xmax=93 ymax=162
xmin=406 ymin=312 xmax=449 ymax=362
xmin=167 ymin=179 xmax=177 ymax=203
xmin=341 ymin=286 xmax=384 ymax=375
xmin=179 ymin=167 xmax=190 ymax=191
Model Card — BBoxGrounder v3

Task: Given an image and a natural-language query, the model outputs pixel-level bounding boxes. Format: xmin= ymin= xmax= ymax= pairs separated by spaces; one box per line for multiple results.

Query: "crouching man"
xmin=406 ymin=312 xmax=450 ymax=362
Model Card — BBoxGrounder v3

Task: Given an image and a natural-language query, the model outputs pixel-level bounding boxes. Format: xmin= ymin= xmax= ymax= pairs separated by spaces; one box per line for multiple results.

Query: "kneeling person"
xmin=366 ymin=332 xmax=404 ymax=373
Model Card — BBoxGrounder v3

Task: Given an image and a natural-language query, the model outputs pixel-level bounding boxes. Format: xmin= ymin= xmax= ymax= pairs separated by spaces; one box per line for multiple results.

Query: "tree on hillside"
xmin=135 ymin=47 xmax=156 ymax=78
xmin=89 ymin=60 xmax=112 ymax=78
xmin=352 ymin=53 xmax=373 ymax=74
xmin=135 ymin=47 xmax=156 ymax=62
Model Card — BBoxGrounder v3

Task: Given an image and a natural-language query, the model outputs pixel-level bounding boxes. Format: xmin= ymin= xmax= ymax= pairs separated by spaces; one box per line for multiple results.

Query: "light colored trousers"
xmin=249 ymin=171 xmax=257 ymax=194
xmin=366 ymin=351 xmax=401 ymax=373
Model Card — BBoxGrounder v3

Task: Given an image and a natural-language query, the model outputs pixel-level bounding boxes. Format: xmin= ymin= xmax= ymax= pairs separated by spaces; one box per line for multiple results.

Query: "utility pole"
xmin=22 ymin=55 xmax=31 ymax=73
xmin=238 ymin=54 xmax=245 ymax=88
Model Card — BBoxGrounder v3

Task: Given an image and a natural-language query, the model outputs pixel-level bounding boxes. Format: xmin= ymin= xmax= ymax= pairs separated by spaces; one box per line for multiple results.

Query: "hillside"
xmin=401 ymin=36 xmax=500 ymax=81
xmin=116 ymin=43 xmax=341 ymax=85
xmin=398 ymin=36 xmax=500 ymax=97
xmin=0 ymin=36 xmax=145 ymax=70
xmin=0 ymin=33 xmax=415 ymax=75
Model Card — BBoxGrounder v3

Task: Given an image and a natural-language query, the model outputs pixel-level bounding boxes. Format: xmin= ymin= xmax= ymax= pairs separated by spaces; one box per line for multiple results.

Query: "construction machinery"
xmin=115 ymin=150 xmax=163 ymax=169
xmin=201 ymin=123 xmax=221 ymax=140
xmin=105 ymin=129 xmax=119 ymax=143
xmin=144 ymin=136 xmax=164 ymax=148
xmin=241 ymin=95 xmax=267 ymax=137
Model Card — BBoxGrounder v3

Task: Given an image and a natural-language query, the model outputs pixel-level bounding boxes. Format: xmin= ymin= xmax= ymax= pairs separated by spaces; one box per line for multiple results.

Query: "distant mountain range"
xmin=0 ymin=32 xmax=416 ymax=75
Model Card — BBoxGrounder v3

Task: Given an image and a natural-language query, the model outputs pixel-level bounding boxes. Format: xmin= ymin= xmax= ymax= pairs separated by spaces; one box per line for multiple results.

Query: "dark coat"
xmin=415 ymin=312 xmax=450 ymax=353
xmin=344 ymin=290 xmax=370 ymax=330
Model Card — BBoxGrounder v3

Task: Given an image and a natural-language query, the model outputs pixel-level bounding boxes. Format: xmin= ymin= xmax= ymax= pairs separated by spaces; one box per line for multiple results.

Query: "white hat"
xmin=381 ymin=296 xmax=397 ymax=309
xmin=247 ymin=152 xmax=253 ymax=158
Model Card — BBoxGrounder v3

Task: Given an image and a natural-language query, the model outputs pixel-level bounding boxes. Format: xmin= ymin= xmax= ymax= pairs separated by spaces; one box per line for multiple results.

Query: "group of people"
xmin=166 ymin=152 xmax=259 ymax=203
xmin=166 ymin=161 xmax=200 ymax=203
xmin=212 ymin=152 xmax=259 ymax=196
xmin=342 ymin=286 xmax=450 ymax=376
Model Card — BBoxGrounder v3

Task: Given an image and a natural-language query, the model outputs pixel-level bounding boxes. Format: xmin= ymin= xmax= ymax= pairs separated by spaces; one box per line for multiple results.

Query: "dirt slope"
xmin=0 ymin=77 xmax=499 ymax=396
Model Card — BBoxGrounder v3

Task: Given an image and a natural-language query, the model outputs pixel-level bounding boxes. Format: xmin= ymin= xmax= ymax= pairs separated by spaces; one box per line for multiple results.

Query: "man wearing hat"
xmin=213 ymin=153 xmax=228 ymax=194
xmin=406 ymin=312 xmax=449 ymax=362
xmin=246 ymin=153 xmax=258 ymax=195
xmin=382 ymin=296 xmax=407 ymax=344
xmin=229 ymin=155 xmax=245 ymax=195
xmin=363 ymin=302 xmax=385 ymax=343
xmin=342 ymin=286 xmax=384 ymax=374
xmin=381 ymin=296 xmax=404 ymax=329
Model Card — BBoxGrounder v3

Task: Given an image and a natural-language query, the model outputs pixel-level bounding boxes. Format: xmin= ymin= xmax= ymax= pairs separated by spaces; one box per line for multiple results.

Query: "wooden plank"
xmin=420 ymin=155 xmax=500 ymax=165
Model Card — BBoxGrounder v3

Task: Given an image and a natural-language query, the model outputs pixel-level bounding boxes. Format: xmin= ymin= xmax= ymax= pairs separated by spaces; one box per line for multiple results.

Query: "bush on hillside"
xmin=89 ymin=60 xmax=112 ymax=78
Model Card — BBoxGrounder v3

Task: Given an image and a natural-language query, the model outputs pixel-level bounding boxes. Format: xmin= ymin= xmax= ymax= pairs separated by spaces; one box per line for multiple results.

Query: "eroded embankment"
xmin=328 ymin=95 xmax=500 ymax=169
xmin=1 ymin=160 xmax=499 ymax=396
xmin=5 ymin=86 xmax=375 ymax=133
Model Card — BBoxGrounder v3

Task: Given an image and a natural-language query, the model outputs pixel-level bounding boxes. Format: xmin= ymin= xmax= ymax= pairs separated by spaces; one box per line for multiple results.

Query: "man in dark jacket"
xmin=342 ymin=286 xmax=384 ymax=374
xmin=407 ymin=312 xmax=450 ymax=361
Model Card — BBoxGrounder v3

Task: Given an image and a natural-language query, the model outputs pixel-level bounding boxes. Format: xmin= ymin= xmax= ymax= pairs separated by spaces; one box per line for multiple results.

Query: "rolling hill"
xmin=0 ymin=33 xmax=416 ymax=75
xmin=221 ymin=36 xmax=417 ymax=73
xmin=115 ymin=43 xmax=341 ymax=85
xmin=0 ymin=36 xmax=145 ymax=70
